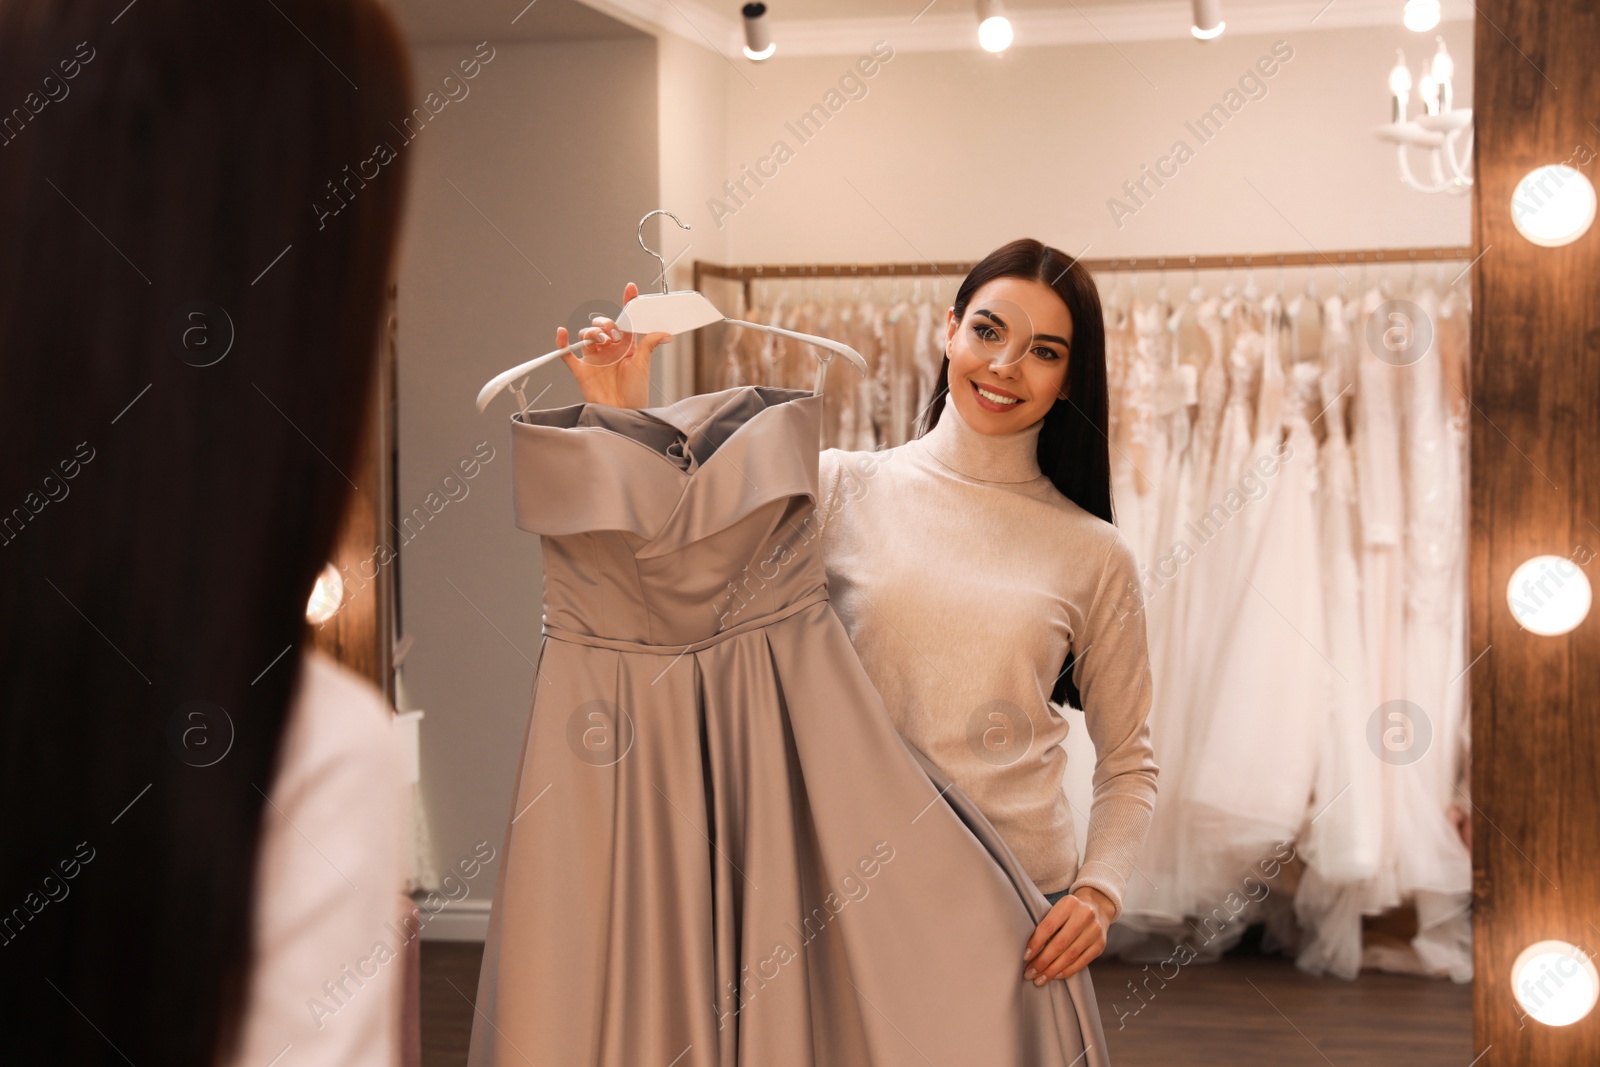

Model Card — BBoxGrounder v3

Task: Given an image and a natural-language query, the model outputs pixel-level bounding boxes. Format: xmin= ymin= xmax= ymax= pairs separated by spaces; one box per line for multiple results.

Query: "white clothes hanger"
xmin=475 ymin=210 xmax=868 ymax=414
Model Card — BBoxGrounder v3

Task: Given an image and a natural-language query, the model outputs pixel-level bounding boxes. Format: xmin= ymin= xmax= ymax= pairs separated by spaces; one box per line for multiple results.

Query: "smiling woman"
xmin=817 ymin=237 xmax=1157 ymax=982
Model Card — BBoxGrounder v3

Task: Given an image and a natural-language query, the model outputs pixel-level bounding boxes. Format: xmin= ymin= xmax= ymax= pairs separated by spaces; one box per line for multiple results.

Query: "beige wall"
xmin=708 ymin=21 xmax=1472 ymax=265
xmin=654 ymin=33 xmax=731 ymax=398
xmin=393 ymin=38 xmax=659 ymax=906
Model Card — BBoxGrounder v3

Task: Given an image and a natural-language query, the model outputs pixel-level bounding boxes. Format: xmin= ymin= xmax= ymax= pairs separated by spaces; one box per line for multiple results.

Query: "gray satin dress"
xmin=468 ymin=384 xmax=1112 ymax=1066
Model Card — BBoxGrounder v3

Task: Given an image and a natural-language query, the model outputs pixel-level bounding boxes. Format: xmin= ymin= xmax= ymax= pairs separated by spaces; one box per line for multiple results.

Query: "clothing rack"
xmin=693 ymin=245 xmax=1474 ymax=308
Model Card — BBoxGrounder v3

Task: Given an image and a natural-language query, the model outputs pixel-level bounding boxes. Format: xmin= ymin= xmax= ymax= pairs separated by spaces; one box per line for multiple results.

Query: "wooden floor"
xmin=421 ymin=934 xmax=1473 ymax=1065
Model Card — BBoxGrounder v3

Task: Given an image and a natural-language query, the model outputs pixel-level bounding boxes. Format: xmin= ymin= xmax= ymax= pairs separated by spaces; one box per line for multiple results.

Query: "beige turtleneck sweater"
xmin=816 ymin=399 xmax=1158 ymax=920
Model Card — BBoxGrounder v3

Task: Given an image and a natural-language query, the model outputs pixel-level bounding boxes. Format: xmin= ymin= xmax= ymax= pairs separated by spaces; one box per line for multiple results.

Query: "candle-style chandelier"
xmin=1372 ymin=35 xmax=1473 ymax=195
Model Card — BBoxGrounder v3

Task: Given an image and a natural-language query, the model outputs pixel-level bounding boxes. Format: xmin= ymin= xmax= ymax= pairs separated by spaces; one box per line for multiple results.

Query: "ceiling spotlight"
xmin=976 ymin=0 xmax=1013 ymax=52
xmin=742 ymin=2 xmax=775 ymax=61
xmin=1191 ymin=0 xmax=1225 ymax=39
xmin=1404 ymin=0 xmax=1441 ymax=32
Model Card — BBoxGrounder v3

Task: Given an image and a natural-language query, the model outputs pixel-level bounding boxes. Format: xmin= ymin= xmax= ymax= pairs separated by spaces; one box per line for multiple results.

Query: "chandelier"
xmin=1373 ymin=36 xmax=1473 ymax=195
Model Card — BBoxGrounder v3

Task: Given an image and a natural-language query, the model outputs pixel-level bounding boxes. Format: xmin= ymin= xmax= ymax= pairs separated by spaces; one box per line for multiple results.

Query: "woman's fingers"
xmin=558 ymin=325 xmax=591 ymax=373
xmin=634 ymin=331 xmax=673 ymax=361
xmin=579 ymin=318 xmax=618 ymax=344
xmin=1024 ymin=911 xmax=1064 ymax=965
xmin=1024 ymin=901 xmax=1094 ymax=982
xmin=1040 ymin=922 xmax=1105 ymax=982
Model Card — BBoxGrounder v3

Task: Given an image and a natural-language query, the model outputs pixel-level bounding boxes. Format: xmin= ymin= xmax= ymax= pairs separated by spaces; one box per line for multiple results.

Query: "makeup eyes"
xmin=970 ymin=322 xmax=1064 ymax=361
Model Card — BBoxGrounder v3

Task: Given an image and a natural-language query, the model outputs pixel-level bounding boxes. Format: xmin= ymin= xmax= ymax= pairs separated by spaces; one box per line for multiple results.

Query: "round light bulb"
xmin=1190 ymin=21 xmax=1226 ymax=40
xmin=1403 ymin=0 xmax=1441 ymax=31
xmin=1506 ymin=555 xmax=1591 ymax=635
xmin=306 ymin=562 xmax=345 ymax=624
xmin=978 ymin=15 xmax=1013 ymax=52
xmin=1511 ymin=165 xmax=1597 ymax=247
xmin=1512 ymin=941 xmax=1599 ymax=1026
xmin=742 ymin=42 xmax=775 ymax=60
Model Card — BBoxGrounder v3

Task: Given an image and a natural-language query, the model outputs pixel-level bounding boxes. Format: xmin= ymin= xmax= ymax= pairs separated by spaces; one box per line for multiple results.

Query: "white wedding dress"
xmin=1290 ymin=293 xmax=1387 ymax=977
xmin=1112 ymin=296 xmax=1220 ymax=946
xmin=1185 ymin=312 xmax=1327 ymax=923
xmin=1052 ymin=277 xmax=1474 ymax=983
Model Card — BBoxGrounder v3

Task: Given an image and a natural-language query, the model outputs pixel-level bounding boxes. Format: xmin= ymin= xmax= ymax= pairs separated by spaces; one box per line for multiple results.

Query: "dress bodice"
xmin=510 ymin=385 xmax=829 ymax=646
xmin=1284 ymin=361 xmax=1323 ymax=494
xmin=1192 ymin=299 xmax=1228 ymax=457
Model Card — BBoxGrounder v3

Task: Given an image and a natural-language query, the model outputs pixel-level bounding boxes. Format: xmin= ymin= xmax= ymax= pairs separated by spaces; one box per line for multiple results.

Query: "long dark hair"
xmin=919 ymin=238 xmax=1113 ymax=709
xmin=0 ymin=2 xmax=412 ymax=1063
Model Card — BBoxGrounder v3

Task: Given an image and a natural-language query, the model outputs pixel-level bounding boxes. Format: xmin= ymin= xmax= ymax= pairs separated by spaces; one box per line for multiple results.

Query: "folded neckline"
xmin=512 ymin=385 xmax=819 ymax=475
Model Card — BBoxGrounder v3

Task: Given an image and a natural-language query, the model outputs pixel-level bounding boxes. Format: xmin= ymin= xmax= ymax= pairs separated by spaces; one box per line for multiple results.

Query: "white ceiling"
xmin=385 ymin=0 xmax=647 ymax=44
xmin=387 ymin=0 xmax=1473 ymax=54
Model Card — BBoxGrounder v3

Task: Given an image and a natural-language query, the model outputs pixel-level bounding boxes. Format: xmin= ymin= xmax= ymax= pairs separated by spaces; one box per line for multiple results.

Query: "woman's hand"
xmin=1022 ymin=886 xmax=1113 ymax=985
xmin=559 ymin=281 xmax=672 ymax=409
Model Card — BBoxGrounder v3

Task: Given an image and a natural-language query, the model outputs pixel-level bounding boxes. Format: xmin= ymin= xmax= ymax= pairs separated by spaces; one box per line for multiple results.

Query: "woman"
xmin=0 ymin=2 xmax=414 ymax=1064
xmin=561 ymin=238 xmax=1159 ymax=987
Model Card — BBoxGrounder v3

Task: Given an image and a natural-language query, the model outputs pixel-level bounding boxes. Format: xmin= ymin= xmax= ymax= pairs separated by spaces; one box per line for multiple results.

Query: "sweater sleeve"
xmin=1065 ymin=531 xmax=1160 ymax=924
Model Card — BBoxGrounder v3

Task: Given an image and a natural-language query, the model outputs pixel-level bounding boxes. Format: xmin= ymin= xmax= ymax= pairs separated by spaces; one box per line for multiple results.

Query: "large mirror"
xmin=383 ymin=0 xmax=1480 ymax=1061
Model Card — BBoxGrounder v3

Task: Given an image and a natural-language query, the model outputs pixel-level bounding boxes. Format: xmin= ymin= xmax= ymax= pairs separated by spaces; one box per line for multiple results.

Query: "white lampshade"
xmin=1511 ymin=165 xmax=1597 ymax=247
xmin=1506 ymin=555 xmax=1591 ymax=635
xmin=1404 ymin=0 xmax=1441 ymax=32
xmin=1512 ymin=941 xmax=1599 ymax=1026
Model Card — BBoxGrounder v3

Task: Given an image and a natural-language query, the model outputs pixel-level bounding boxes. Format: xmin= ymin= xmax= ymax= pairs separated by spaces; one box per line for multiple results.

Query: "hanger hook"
xmin=637 ymin=209 xmax=689 ymax=294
